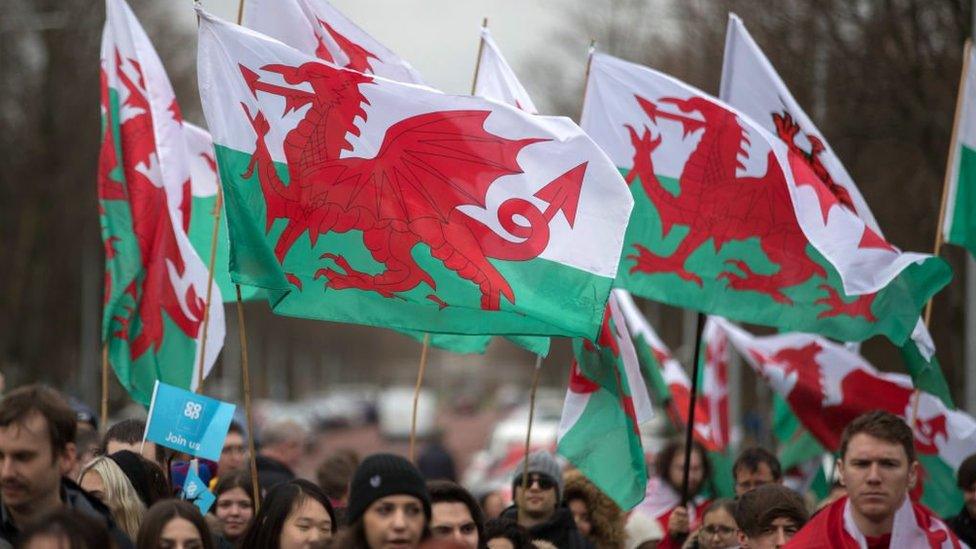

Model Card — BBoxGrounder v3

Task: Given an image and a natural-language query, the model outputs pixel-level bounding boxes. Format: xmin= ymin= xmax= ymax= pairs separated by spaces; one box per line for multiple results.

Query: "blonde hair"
xmin=79 ymin=456 xmax=146 ymax=538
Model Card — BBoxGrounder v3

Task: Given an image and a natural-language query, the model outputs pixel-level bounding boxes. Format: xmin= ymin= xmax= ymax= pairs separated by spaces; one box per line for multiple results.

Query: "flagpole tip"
xmin=482 ymin=17 xmax=488 ymax=27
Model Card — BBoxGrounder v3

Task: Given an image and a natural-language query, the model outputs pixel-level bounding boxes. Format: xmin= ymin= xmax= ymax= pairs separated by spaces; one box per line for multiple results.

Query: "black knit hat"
xmin=346 ymin=453 xmax=431 ymax=523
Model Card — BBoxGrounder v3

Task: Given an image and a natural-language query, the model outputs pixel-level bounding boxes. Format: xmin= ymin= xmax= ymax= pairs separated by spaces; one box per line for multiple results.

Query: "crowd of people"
xmin=0 ymin=384 xmax=973 ymax=548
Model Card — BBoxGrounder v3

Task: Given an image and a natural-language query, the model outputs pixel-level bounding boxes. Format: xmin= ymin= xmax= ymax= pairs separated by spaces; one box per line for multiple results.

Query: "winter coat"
xmin=947 ymin=507 xmax=976 ymax=548
xmin=501 ymin=504 xmax=596 ymax=549
xmin=255 ymin=454 xmax=295 ymax=493
xmin=563 ymin=469 xmax=626 ymax=548
xmin=0 ymin=477 xmax=133 ymax=547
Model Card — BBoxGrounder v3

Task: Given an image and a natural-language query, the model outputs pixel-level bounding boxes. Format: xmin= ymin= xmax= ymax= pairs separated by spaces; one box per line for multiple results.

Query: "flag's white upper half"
xmin=242 ymin=0 xmax=425 ymax=85
xmin=720 ymin=14 xmax=882 ymax=235
xmin=475 ymin=27 xmax=539 ymax=114
xmin=102 ymin=0 xmax=224 ymax=385
xmin=196 ymin=10 xmax=633 ymax=278
xmin=185 ymin=122 xmax=219 ymax=198
xmin=582 ymin=52 xmax=935 ymax=295
xmin=613 ymin=290 xmax=688 ymax=389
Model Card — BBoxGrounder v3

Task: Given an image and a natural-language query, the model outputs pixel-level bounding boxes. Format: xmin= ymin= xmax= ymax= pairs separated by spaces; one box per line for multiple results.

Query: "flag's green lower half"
xmin=187 ymin=195 xmax=261 ymax=302
xmin=105 ymin=281 xmax=199 ymax=406
xmin=557 ymin=386 xmax=647 ymax=509
xmin=918 ymin=454 xmax=964 ymax=517
xmin=615 ymin=171 xmax=951 ymax=345
xmin=947 ymin=145 xmax=976 ymax=259
xmin=216 ymin=146 xmax=609 ymax=337
xmin=401 ymin=330 xmax=551 ymax=356
xmin=899 ymin=341 xmax=955 ymax=409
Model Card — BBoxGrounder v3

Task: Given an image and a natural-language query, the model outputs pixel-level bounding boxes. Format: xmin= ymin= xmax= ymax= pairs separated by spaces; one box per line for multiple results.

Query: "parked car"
xmin=377 ymin=386 xmax=437 ymax=439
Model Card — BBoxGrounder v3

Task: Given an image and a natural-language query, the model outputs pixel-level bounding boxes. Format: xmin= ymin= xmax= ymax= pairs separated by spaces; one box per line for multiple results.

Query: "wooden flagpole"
xmin=195 ymin=186 xmax=223 ymax=394
xmin=680 ymin=312 xmax=706 ymax=506
xmin=235 ymin=284 xmax=261 ymax=511
xmin=520 ymin=354 xmax=544 ymax=493
xmin=100 ymin=343 xmax=109 ymax=432
xmin=923 ymin=39 xmax=973 ymax=328
xmin=408 ymin=333 xmax=431 ymax=462
xmin=911 ymin=39 xmax=972 ymax=428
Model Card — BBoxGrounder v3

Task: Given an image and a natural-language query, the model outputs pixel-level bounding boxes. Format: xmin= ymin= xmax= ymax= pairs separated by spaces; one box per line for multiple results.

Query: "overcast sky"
xmin=188 ymin=0 xmax=584 ymax=113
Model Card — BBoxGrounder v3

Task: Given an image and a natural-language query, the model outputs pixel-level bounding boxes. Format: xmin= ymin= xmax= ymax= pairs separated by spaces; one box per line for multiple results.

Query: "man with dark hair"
xmin=787 ymin=411 xmax=961 ymax=548
xmin=428 ymin=479 xmax=484 ymax=549
xmin=100 ymin=418 xmax=163 ymax=465
xmin=948 ymin=452 xmax=976 ymax=546
xmin=733 ymin=447 xmax=783 ymax=496
xmin=500 ymin=451 xmax=593 ymax=548
xmin=218 ymin=420 xmax=247 ymax=476
xmin=0 ymin=385 xmax=132 ymax=547
xmin=734 ymin=484 xmax=808 ymax=547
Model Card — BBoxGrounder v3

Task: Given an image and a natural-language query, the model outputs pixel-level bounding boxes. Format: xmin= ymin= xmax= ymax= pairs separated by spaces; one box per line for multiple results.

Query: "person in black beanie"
xmin=107 ymin=450 xmax=170 ymax=507
xmin=332 ymin=453 xmax=431 ymax=549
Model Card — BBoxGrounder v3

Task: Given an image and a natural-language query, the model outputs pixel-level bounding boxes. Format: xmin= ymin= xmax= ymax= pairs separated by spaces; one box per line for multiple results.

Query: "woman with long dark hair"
xmin=331 ymin=453 xmax=432 ymax=549
xmin=137 ymin=499 xmax=215 ymax=549
xmin=211 ymin=470 xmax=257 ymax=544
xmin=239 ymin=479 xmax=336 ymax=549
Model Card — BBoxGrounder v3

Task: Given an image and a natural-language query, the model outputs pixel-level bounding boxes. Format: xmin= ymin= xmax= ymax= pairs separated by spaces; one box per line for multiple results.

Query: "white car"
xmin=377 ymin=386 xmax=437 ymax=439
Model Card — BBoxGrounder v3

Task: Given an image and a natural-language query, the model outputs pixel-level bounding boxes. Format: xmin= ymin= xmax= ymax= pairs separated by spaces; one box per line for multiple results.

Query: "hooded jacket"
xmin=563 ymin=469 xmax=626 ymax=548
xmin=501 ymin=504 xmax=596 ymax=549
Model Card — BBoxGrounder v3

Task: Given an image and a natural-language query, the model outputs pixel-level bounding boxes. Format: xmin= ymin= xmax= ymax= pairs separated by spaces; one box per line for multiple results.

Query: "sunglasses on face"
xmin=516 ymin=474 xmax=556 ymax=490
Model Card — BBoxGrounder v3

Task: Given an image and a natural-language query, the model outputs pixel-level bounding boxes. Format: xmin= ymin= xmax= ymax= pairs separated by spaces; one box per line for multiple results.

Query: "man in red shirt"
xmin=787 ymin=411 xmax=961 ymax=548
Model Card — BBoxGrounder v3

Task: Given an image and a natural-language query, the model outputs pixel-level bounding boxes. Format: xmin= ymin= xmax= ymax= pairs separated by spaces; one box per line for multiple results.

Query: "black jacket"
xmin=501 ymin=504 xmax=595 ymax=549
xmin=255 ymin=454 xmax=295 ymax=493
xmin=0 ymin=477 xmax=133 ymax=548
xmin=948 ymin=507 xmax=976 ymax=548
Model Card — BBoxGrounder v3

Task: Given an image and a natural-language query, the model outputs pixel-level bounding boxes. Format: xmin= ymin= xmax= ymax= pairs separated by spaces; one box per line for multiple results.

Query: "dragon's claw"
xmin=627 ymin=244 xmax=703 ymax=286
xmin=719 ymin=259 xmax=793 ymax=304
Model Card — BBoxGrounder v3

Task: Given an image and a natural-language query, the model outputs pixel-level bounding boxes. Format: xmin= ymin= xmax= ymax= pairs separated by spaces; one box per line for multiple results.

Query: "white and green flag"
xmin=943 ymin=41 xmax=976 ymax=259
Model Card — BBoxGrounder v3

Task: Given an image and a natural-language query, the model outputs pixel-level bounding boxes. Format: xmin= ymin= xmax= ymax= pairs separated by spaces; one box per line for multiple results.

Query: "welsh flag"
xmin=242 ymin=0 xmax=425 ymax=85
xmin=720 ymin=14 xmax=953 ymax=407
xmin=715 ymin=319 xmax=973 ymax=517
xmin=474 ymin=26 xmax=539 ymax=114
xmin=99 ymin=0 xmax=224 ymax=404
xmin=196 ymin=11 xmax=632 ymax=338
xmin=944 ymin=40 xmax=976 ymax=259
xmin=184 ymin=122 xmax=261 ymax=302
xmin=615 ymin=291 xmax=724 ymax=452
xmin=242 ymin=0 xmax=542 ymax=355
xmin=582 ymin=53 xmax=951 ymax=345
xmin=557 ymin=292 xmax=654 ymax=509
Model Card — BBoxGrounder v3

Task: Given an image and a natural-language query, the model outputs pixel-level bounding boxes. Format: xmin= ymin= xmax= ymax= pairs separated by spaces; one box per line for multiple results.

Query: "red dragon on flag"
xmin=100 ymin=52 xmax=206 ymax=358
xmin=238 ymin=61 xmax=587 ymax=310
xmin=624 ymin=95 xmax=874 ymax=320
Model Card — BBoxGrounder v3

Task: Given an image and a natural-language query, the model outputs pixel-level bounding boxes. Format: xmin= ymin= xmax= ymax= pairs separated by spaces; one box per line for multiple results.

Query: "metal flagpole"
xmin=680 ymin=313 xmax=706 ymax=505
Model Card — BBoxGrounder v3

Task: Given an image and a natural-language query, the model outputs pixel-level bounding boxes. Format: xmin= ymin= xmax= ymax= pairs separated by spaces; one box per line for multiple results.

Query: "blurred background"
xmin=1 ymin=0 xmax=973 ymax=482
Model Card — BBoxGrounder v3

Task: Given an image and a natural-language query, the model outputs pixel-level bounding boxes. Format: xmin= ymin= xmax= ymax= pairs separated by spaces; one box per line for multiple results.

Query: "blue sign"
xmin=145 ymin=381 xmax=236 ymax=461
xmin=181 ymin=464 xmax=216 ymax=514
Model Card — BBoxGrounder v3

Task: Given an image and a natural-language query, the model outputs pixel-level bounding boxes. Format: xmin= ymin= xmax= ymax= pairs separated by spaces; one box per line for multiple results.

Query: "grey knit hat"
xmin=512 ymin=451 xmax=563 ymax=500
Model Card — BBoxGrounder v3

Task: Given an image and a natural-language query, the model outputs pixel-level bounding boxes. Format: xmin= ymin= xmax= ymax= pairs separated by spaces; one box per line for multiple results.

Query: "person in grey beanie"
xmin=331 ymin=453 xmax=431 ymax=548
xmin=500 ymin=451 xmax=594 ymax=549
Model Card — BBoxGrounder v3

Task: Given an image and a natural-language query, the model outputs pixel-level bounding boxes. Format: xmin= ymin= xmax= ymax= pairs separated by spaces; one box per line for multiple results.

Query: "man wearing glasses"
xmin=500 ymin=451 xmax=594 ymax=549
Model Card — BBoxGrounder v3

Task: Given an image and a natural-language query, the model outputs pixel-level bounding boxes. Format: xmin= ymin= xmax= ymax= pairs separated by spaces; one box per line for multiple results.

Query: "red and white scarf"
xmin=786 ymin=496 xmax=964 ymax=548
